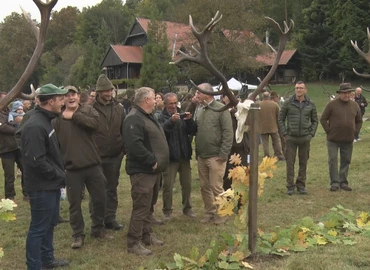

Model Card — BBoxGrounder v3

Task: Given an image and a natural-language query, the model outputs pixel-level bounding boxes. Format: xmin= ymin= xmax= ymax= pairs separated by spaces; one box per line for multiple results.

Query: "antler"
xmin=171 ymin=11 xmax=238 ymax=112
xmin=319 ymin=72 xmax=335 ymax=99
xmin=351 ymin=28 xmax=370 ymax=78
xmin=0 ymin=0 xmax=57 ymax=111
xmin=248 ymin=17 xmax=294 ymax=101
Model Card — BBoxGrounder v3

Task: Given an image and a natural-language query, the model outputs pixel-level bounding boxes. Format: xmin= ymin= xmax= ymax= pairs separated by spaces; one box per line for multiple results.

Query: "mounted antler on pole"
xmin=171 ymin=11 xmax=294 ymax=112
xmin=319 ymin=72 xmax=335 ymax=100
xmin=351 ymin=28 xmax=370 ymax=78
xmin=0 ymin=0 xmax=57 ymax=111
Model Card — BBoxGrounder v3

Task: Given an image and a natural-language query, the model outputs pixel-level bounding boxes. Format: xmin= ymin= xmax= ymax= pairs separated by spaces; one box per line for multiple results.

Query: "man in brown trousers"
xmin=53 ymin=86 xmax=109 ymax=249
xmin=259 ymin=92 xmax=284 ymax=160
xmin=93 ymin=74 xmax=126 ymax=230
xmin=123 ymin=87 xmax=169 ymax=256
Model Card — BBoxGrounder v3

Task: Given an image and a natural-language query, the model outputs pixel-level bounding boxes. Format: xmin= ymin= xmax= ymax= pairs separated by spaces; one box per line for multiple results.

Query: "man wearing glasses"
xmin=278 ymin=81 xmax=318 ymax=195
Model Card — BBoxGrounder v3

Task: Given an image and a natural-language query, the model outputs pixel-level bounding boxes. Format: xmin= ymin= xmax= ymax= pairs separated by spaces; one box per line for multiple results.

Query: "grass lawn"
xmin=2 ymin=82 xmax=370 ymax=269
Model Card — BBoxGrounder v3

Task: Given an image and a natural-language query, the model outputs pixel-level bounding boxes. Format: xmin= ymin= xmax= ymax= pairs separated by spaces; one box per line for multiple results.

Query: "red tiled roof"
xmin=256 ymin=49 xmax=297 ymax=66
xmin=111 ymin=45 xmax=142 ymax=63
xmin=222 ymin=29 xmax=262 ymax=45
xmin=137 ymin=18 xmax=193 ymax=56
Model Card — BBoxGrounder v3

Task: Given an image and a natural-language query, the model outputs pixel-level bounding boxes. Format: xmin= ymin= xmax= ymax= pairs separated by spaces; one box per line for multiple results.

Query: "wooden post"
xmin=248 ymin=102 xmax=260 ymax=254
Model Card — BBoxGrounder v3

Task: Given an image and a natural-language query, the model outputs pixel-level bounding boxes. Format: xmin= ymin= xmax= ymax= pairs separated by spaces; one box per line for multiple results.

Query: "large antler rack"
xmin=171 ymin=11 xmax=237 ymax=112
xmin=0 ymin=0 xmax=57 ymax=111
xmin=249 ymin=18 xmax=294 ymax=101
xmin=171 ymin=11 xmax=294 ymax=112
xmin=351 ymin=28 xmax=370 ymax=79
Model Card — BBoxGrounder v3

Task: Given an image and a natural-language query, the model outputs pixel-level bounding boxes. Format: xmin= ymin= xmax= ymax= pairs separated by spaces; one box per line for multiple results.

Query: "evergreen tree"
xmin=138 ymin=12 xmax=178 ymax=92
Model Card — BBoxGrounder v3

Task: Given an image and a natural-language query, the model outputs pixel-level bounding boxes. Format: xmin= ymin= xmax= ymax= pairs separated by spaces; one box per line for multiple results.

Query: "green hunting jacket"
xmin=278 ymin=95 xmax=318 ymax=138
xmin=195 ymin=100 xmax=233 ymax=160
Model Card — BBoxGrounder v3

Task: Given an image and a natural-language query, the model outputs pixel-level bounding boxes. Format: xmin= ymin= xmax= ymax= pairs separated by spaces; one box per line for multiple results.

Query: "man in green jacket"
xmin=93 ymin=74 xmax=126 ymax=230
xmin=195 ymin=83 xmax=233 ymax=225
xmin=320 ymin=83 xmax=362 ymax=192
xmin=278 ymin=81 xmax=318 ymax=195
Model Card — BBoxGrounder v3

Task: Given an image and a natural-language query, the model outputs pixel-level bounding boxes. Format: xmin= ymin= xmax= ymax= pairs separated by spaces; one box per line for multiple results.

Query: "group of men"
xmin=0 ymin=76 xmax=366 ymax=268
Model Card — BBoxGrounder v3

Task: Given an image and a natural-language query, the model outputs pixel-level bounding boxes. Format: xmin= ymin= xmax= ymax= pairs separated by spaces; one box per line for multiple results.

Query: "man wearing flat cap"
xmin=320 ymin=83 xmax=362 ymax=192
xmin=21 ymin=83 xmax=70 ymax=269
xmin=93 ymin=74 xmax=126 ymax=230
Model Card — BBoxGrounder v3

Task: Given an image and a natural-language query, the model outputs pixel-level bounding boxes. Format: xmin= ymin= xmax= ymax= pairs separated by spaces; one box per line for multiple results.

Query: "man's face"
xmin=295 ymin=83 xmax=307 ymax=98
xmin=50 ymin=95 xmax=65 ymax=114
xmin=99 ymin=89 xmax=112 ymax=102
xmin=339 ymin=92 xmax=351 ymax=102
xmin=222 ymin=95 xmax=230 ymax=105
xmin=196 ymin=90 xmax=208 ymax=103
xmin=356 ymin=88 xmax=362 ymax=96
xmin=23 ymin=100 xmax=31 ymax=110
xmin=165 ymin=95 xmax=178 ymax=114
xmin=146 ymin=91 xmax=156 ymax=113
xmin=65 ymin=91 xmax=79 ymax=110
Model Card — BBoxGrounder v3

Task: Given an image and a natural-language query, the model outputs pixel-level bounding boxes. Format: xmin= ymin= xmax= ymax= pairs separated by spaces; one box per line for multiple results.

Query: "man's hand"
xmin=184 ymin=112 xmax=192 ymax=120
xmin=14 ymin=116 xmax=23 ymax=124
xmin=152 ymin=162 xmax=158 ymax=170
xmin=215 ymin=157 xmax=226 ymax=162
xmin=62 ymin=110 xmax=74 ymax=119
xmin=171 ymin=113 xmax=180 ymax=122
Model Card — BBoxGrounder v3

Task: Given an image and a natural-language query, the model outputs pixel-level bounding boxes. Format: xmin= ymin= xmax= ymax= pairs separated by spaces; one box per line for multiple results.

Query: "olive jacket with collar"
xmin=93 ymin=96 xmax=125 ymax=157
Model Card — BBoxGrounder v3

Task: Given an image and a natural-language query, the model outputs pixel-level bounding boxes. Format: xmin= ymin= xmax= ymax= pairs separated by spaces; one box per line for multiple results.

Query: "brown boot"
xmin=90 ymin=230 xmax=113 ymax=240
xmin=128 ymin=242 xmax=152 ymax=256
xmin=142 ymin=234 xmax=164 ymax=246
xmin=214 ymin=215 xmax=228 ymax=225
xmin=71 ymin=235 xmax=85 ymax=249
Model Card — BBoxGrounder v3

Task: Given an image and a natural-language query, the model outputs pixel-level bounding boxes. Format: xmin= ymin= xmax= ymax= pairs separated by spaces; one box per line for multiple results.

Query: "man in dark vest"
xmin=93 ymin=74 xmax=126 ymax=230
xmin=123 ymin=87 xmax=169 ymax=256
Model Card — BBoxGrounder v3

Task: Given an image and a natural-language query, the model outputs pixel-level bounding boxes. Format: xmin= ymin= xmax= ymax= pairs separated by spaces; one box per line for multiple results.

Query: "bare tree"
xmin=0 ymin=0 xmax=57 ymax=111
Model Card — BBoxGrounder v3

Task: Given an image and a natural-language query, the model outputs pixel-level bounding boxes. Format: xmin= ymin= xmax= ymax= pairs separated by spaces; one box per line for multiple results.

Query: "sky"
xmin=0 ymin=0 xmax=104 ymax=22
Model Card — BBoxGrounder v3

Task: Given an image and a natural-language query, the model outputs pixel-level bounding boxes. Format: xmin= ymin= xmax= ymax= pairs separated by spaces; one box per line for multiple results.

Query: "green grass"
xmin=2 ymin=82 xmax=370 ymax=269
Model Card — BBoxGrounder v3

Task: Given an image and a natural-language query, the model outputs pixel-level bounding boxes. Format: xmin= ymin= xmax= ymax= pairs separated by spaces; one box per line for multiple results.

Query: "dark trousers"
xmin=66 ymin=165 xmax=106 ymax=237
xmin=26 ymin=190 xmax=60 ymax=270
xmin=327 ymin=140 xmax=353 ymax=187
xmin=150 ymin=174 xmax=161 ymax=215
xmin=286 ymin=135 xmax=311 ymax=189
xmin=1 ymin=149 xmax=26 ymax=198
xmin=127 ymin=173 xmax=160 ymax=248
xmin=162 ymin=159 xmax=192 ymax=214
xmin=101 ymin=153 xmax=123 ymax=224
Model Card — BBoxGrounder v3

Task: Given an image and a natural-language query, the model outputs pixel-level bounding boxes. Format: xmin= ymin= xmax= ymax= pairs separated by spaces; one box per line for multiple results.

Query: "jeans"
xmin=26 ymin=190 xmax=60 ymax=270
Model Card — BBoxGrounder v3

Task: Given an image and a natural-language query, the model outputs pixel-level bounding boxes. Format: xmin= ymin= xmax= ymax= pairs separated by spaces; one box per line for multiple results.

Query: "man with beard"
xmin=93 ymin=74 xmax=125 ymax=230
xmin=53 ymin=86 xmax=109 ymax=249
xmin=21 ymin=84 xmax=69 ymax=270
xmin=123 ymin=87 xmax=169 ymax=256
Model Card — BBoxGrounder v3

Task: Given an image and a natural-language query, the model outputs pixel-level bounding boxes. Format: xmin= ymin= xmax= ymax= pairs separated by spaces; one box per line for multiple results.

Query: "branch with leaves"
xmin=0 ymin=199 xmax=17 ymax=259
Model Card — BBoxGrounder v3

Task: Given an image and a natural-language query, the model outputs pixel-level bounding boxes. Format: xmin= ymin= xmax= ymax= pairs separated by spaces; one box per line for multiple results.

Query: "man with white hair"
xmin=123 ymin=87 xmax=169 ymax=256
xmin=354 ymin=87 xmax=367 ymax=141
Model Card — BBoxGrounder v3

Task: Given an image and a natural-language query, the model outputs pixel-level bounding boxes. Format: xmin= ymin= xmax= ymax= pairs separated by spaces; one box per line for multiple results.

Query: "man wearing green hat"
xmin=21 ymin=83 xmax=70 ymax=270
xmin=93 ymin=74 xmax=126 ymax=230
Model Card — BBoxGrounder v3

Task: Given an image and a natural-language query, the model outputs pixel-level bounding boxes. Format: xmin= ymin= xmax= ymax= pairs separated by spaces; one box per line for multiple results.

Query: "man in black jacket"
xmin=158 ymin=92 xmax=197 ymax=220
xmin=123 ymin=87 xmax=169 ymax=256
xmin=21 ymin=84 xmax=70 ymax=270
xmin=354 ymin=87 xmax=367 ymax=141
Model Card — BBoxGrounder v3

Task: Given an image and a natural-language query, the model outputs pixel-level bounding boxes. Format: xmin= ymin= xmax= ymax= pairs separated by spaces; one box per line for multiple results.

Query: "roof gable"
xmin=256 ymin=49 xmax=297 ymax=66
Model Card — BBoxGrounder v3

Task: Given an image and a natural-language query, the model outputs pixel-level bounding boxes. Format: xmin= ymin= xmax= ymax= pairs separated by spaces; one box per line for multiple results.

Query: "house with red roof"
xmin=100 ymin=17 xmax=300 ymax=88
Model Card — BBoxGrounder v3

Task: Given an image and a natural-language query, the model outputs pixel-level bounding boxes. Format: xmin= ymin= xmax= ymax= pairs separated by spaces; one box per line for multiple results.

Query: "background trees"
xmin=2 ymin=0 xmax=370 ymax=91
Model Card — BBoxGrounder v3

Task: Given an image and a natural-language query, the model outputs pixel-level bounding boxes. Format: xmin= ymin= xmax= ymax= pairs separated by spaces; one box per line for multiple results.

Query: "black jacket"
xmin=157 ymin=108 xmax=197 ymax=162
xmin=21 ymin=107 xmax=65 ymax=192
xmin=0 ymin=109 xmax=18 ymax=155
xmin=123 ymin=106 xmax=169 ymax=175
